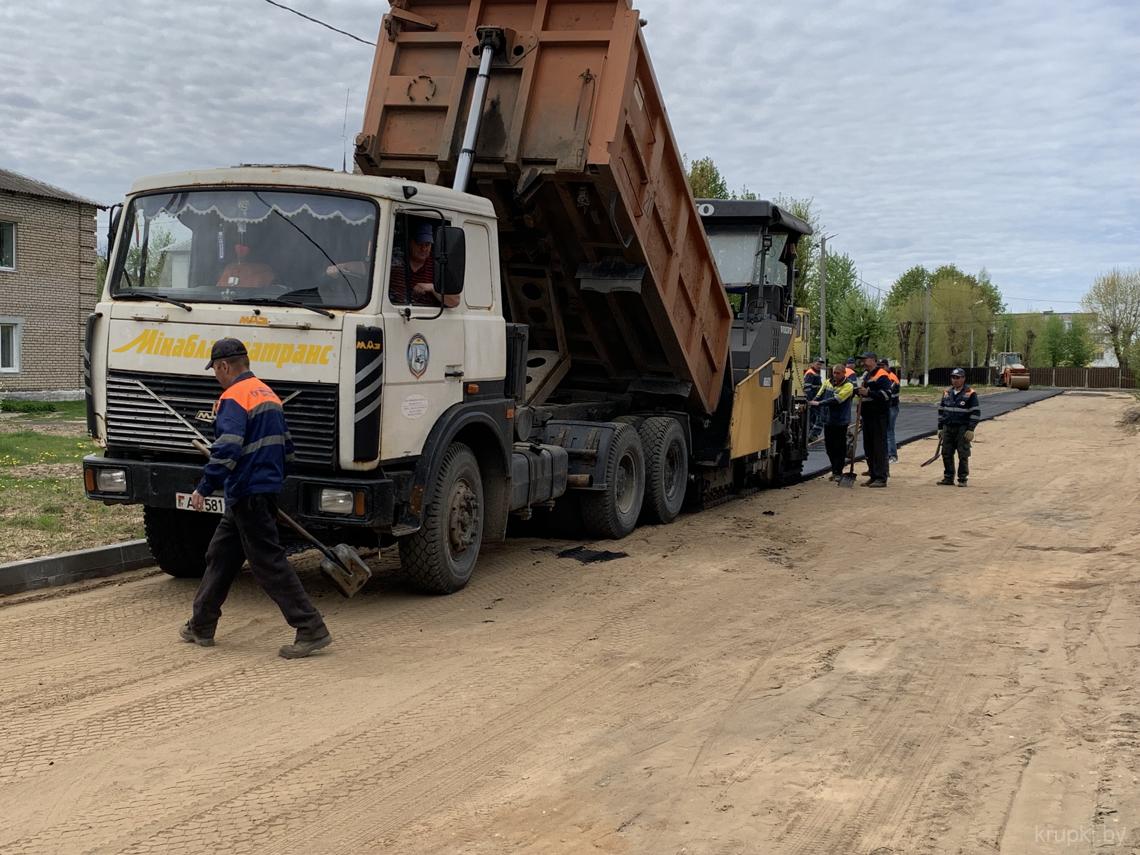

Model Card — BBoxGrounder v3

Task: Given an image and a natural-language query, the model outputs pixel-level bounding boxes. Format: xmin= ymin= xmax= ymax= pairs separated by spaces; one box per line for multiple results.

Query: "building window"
xmin=0 ymin=318 xmax=21 ymax=372
xmin=0 ymin=222 xmax=14 ymax=270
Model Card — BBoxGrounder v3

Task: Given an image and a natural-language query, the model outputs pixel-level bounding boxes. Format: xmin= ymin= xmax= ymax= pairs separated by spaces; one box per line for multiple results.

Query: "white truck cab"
xmin=85 ymin=166 xmax=536 ymax=592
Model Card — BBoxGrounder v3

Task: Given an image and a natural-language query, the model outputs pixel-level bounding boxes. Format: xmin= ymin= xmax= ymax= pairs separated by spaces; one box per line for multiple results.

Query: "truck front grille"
xmin=105 ymin=370 xmax=337 ymax=466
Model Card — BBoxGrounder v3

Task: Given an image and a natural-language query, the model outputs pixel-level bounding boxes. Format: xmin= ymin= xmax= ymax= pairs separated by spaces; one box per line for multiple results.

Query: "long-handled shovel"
xmin=921 ymin=433 xmax=944 ymax=467
xmin=191 ymin=439 xmax=371 ymax=597
xmin=837 ymin=399 xmax=862 ymax=488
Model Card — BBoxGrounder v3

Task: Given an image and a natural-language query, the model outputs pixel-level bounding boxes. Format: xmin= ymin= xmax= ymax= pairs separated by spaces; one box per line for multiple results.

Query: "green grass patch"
xmin=0 ymin=399 xmax=87 ymax=419
xmin=3 ymin=513 xmax=65 ymax=533
xmin=0 ymin=476 xmax=144 ymax=562
xmin=0 ymin=431 xmax=96 ymax=467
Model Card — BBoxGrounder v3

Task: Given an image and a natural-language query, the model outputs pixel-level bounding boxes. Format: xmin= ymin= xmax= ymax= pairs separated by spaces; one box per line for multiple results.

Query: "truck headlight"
xmin=95 ymin=468 xmax=128 ymax=493
xmin=319 ymin=489 xmax=354 ymax=515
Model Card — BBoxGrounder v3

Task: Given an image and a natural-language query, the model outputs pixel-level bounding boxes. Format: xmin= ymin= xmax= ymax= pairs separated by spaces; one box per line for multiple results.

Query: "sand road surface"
xmin=2 ymin=392 xmax=1139 ymax=854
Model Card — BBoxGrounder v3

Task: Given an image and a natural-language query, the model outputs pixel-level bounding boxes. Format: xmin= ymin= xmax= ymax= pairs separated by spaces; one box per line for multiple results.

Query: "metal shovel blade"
xmin=837 ymin=470 xmax=857 ymax=488
xmin=319 ymin=544 xmax=372 ymax=598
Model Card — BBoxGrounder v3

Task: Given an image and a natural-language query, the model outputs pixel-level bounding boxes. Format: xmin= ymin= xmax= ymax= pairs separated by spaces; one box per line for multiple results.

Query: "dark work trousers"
xmin=191 ymin=494 xmax=326 ymax=638
xmin=941 ymin=423 xmax=972 ymax=482
xmin=862 ymin=407 xmax=890 ymax=482
xmin=824 ymin=423 xmax=849 ymax=476
xmin=887 ymin=405 xmax=899 ymax=458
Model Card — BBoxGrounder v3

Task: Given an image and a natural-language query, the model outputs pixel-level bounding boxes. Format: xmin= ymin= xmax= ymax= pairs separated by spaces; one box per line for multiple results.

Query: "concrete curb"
xmin=0 ymin=540 xmax=154 ymax=596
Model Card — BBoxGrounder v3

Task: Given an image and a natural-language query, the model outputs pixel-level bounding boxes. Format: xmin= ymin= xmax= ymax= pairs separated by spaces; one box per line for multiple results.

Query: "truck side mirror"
xmin=107 ymin=203 xmax=122 ymax=259
xmin=432 ymin=225 xmax=466 ymax=299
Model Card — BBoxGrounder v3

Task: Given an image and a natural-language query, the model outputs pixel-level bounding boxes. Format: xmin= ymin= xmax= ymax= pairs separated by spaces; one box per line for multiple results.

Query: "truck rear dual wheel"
xmin=636 ymin=416 xmax=688 ymax=525
xmin=144 ymin=506 xmax=220 ymax=578
xmin=399 ymin=442 xmax=484 ymax=594
xmin=581 ymin=423 xmax=645 ymax=540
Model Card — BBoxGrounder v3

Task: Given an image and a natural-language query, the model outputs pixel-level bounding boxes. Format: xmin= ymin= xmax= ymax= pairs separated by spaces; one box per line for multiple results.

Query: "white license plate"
xmin=175 ymin=492 xmax=226 ymax=514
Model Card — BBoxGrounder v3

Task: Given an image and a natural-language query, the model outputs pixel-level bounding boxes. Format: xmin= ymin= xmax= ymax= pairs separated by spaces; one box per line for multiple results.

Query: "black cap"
xmin=877 ymin=358 xmax=889 ymax=367
xmin=846 ymin=357 xmax=856 ymax=364
xmin=812 ymin=355 xmax=824 ymax=363
xmin=206 ymin=337 xmax=248 ymax=369
xmin=858 ymin=351 xmax=877 ymax=360
xmin=950 ymin=367 xmax=965 ymax=378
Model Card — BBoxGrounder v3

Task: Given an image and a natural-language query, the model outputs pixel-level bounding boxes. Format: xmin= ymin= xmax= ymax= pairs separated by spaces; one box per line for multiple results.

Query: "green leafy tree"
xmin=1039 ymin=314 xmax=1067 ymax=367
xmin=1082 ymin=268 xmax=1140 ymax=372
xmin=974 ymin=267 xmax=1006 ymax=314
xmin=886 ymin=266 xmax=930 ymax=310
xmin=1063 ymin=317 xmax=1096 ymax=367
xmin=774 ymin=196 xmax=821 ymax=336
xmin=685 ymin=155 xmax=729 ymax=200
xmin=829 ymin=289 xmax=889 ymax=361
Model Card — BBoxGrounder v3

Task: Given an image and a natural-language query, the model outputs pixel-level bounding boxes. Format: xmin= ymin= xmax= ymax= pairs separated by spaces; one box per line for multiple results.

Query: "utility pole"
xmin=923 ymin=281 xmax=930 ymax=385
xmin=818 ymin=234 xmax=827 ymax=363
xmin=970 ymin=328 xmax=974 ymax=367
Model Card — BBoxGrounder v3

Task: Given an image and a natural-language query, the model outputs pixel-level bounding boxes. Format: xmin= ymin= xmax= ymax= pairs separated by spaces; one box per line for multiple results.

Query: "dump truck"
xmin=82 ymin=0 xmax=810 ymax=593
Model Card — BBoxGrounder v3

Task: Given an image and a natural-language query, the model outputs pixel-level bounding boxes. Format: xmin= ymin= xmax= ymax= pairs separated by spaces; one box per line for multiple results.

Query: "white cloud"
xmin=2 ymin=0 xmax=1136 ymax=308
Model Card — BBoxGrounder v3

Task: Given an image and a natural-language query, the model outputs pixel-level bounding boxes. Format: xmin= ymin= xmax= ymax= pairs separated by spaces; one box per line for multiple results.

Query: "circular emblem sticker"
xmin=407 ymin=333 xmax=429 ymax=378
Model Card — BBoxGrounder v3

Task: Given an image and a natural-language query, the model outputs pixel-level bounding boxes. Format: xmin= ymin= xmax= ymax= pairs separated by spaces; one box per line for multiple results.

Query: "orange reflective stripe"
xmin=869 ymin=368 xmax=889 ymax=381
xmin=887 ymin=371 xmax=899 ymax=383
xmin=220 ymin=377 xmax=282 ymax=412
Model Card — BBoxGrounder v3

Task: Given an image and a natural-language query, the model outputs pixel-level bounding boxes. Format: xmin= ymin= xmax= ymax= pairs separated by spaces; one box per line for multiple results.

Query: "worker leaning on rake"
xmin=937 ymin=367 xmax=981 ymax=488
xmin=180 ymin=337 xmax=333 ymax=659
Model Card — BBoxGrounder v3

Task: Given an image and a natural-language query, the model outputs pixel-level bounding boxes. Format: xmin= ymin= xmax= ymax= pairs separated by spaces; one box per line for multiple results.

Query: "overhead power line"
xmin=262 ymin=0 xmax=375 ymax=46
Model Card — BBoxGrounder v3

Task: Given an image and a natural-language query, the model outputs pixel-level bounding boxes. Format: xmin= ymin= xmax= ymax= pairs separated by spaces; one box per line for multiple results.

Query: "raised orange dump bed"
xmin=356 ymin=0 xmax=731 ymax=414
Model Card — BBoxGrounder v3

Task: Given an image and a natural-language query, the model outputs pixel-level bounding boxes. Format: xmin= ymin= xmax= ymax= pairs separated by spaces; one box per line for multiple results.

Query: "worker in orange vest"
xmin=878 ymin=358 xmax=901 ymax=462
xmin=854 ymin=352 xmax=893 ymax=486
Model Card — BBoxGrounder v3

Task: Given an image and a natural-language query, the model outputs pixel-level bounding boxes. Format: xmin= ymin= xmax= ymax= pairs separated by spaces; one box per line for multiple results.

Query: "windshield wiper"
xmin=114 ymin=291 xmax=192 ymax=311
xmin=240 ymin=297 xmax=334 ymax=319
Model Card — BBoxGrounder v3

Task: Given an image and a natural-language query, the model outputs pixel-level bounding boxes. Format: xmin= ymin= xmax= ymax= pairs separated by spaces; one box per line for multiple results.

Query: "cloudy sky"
xmin=4 ymin=0 xmax=1138 ymax=310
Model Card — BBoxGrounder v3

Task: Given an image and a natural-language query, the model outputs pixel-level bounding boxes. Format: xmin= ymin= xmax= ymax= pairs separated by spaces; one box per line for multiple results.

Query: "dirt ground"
xmin=2 ymin=392 xmax=1139 ymax=854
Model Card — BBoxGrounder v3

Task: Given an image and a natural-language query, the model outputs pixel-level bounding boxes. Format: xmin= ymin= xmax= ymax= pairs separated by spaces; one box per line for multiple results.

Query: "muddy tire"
xmin=144 ymin=506 xmax=220 ymax=578
xmin=581 ymin=423 xmax=645 ymax=540
xmin=399 ymin=442 xmax=483 ymax=594
xmin=637 ymin=417 xmax=688 ymax=524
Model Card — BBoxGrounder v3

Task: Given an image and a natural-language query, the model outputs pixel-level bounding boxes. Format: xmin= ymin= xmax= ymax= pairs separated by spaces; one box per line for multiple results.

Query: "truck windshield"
xmin=110 ymin=189 xmax=378 ymax=310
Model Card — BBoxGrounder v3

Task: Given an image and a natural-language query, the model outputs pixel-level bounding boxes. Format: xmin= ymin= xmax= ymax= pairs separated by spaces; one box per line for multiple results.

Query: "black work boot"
xmin=937 ymin=477 xmax=955 ymax=486
xmin=179 ymin=622 xmax=215 ymax=647
xmin=279 ymin=629 xmax=332 ymax=660
xmin=957 ymin=479 xmax=968 ymax=488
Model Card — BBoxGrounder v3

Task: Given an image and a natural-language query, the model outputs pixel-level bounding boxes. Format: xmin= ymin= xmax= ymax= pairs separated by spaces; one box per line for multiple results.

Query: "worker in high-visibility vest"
xmin=937 ymin=367 xmax=981 ymax=487
xmin=854 ymin=352 xmax=893 ymax=487
xmin=804 ymin=356 xmax=824 ymax=440
xmin=878 ymin=358 xmax=901 ymax=463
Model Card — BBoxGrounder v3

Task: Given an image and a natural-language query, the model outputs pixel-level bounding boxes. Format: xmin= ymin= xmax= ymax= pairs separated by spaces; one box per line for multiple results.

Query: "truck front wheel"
xmin=399 ymin=442 xmax=484 ymax=594
xmin=144 ymin=506 xmax=220 ymax=578
xmin=581 ymin=423 xmax=645 ymax=540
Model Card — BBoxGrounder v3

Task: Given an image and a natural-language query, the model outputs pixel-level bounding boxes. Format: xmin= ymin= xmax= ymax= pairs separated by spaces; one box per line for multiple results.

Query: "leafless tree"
xmin=1083 ymin=268 xmax=1140 ymax=372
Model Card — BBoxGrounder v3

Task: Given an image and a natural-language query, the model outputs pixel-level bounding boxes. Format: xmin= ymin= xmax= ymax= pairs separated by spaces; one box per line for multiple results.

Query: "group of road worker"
xmin=804 ymin=354 xmax=981 ymax=488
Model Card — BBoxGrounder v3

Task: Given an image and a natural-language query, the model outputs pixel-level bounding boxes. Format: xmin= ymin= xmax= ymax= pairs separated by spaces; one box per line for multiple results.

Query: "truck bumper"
xmin=82 ymin=455 xmax=399 ymax=530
